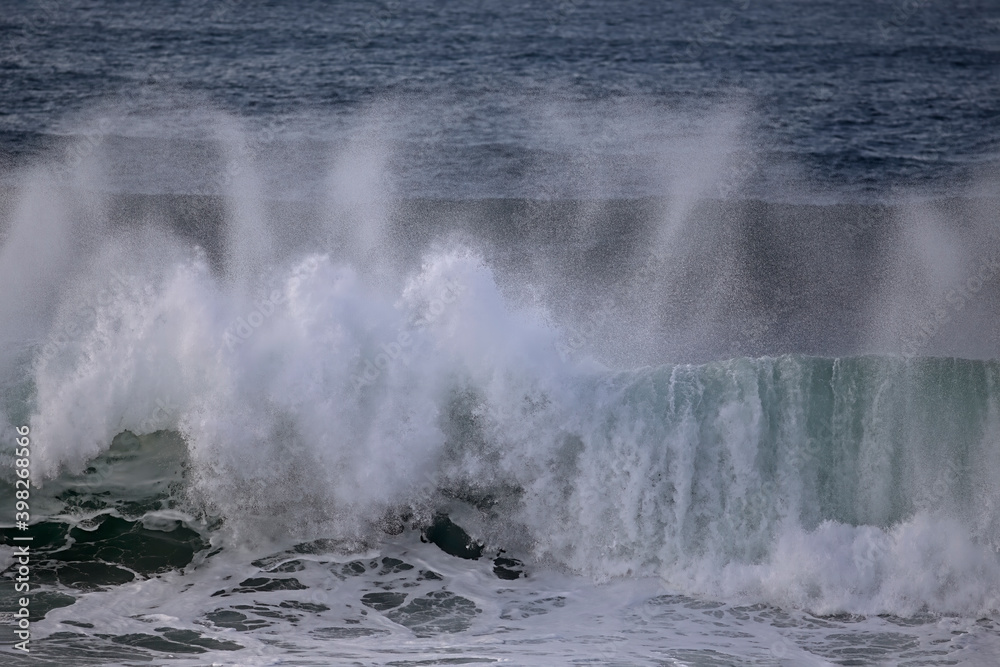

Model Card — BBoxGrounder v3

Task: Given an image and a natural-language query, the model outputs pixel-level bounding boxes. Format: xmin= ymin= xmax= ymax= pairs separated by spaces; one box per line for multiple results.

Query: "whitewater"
xmin=1 ymin=102 xmax=999 ymax=665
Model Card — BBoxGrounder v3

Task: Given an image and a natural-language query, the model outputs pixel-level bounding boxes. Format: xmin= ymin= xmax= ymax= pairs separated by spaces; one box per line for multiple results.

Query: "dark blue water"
xmin=2 ymin=0 xmax=999 ymax=197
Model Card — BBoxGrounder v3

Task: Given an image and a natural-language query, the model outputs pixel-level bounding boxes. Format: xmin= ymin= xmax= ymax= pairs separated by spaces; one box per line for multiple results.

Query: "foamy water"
xmin=1 ymin=98 xmax=999 ymax=665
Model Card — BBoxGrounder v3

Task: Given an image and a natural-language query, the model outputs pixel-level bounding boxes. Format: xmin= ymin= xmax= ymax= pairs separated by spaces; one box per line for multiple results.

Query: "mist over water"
xmin=1 ymin=87 xmax=999 ymax=664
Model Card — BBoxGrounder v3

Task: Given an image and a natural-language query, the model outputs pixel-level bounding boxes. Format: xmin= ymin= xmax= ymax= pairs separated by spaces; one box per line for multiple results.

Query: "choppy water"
xmin=2 ymin=0 xmax=999 ymax=197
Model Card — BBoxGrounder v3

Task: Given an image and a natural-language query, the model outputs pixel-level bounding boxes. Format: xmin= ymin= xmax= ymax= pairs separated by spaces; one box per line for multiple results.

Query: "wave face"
xmin=518 ymin=355 xmax=1000 ymax=615
xmin=4 ymin=226 xmax=999 ymax=617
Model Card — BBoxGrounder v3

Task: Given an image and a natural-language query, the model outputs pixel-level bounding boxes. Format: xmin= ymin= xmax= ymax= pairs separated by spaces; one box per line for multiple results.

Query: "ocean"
xmin=2 ymin=1 xmax=1000 ymax=665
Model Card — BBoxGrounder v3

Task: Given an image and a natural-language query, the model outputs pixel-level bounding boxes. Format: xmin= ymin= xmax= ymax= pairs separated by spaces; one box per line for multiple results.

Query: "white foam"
xmin=2 ymin=107 xmax=999 ymax=625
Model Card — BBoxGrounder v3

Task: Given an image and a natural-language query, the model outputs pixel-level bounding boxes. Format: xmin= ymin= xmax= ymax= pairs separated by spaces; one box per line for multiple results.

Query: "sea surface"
xmin=2 ymin=1 xmax=1000 ymax=665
